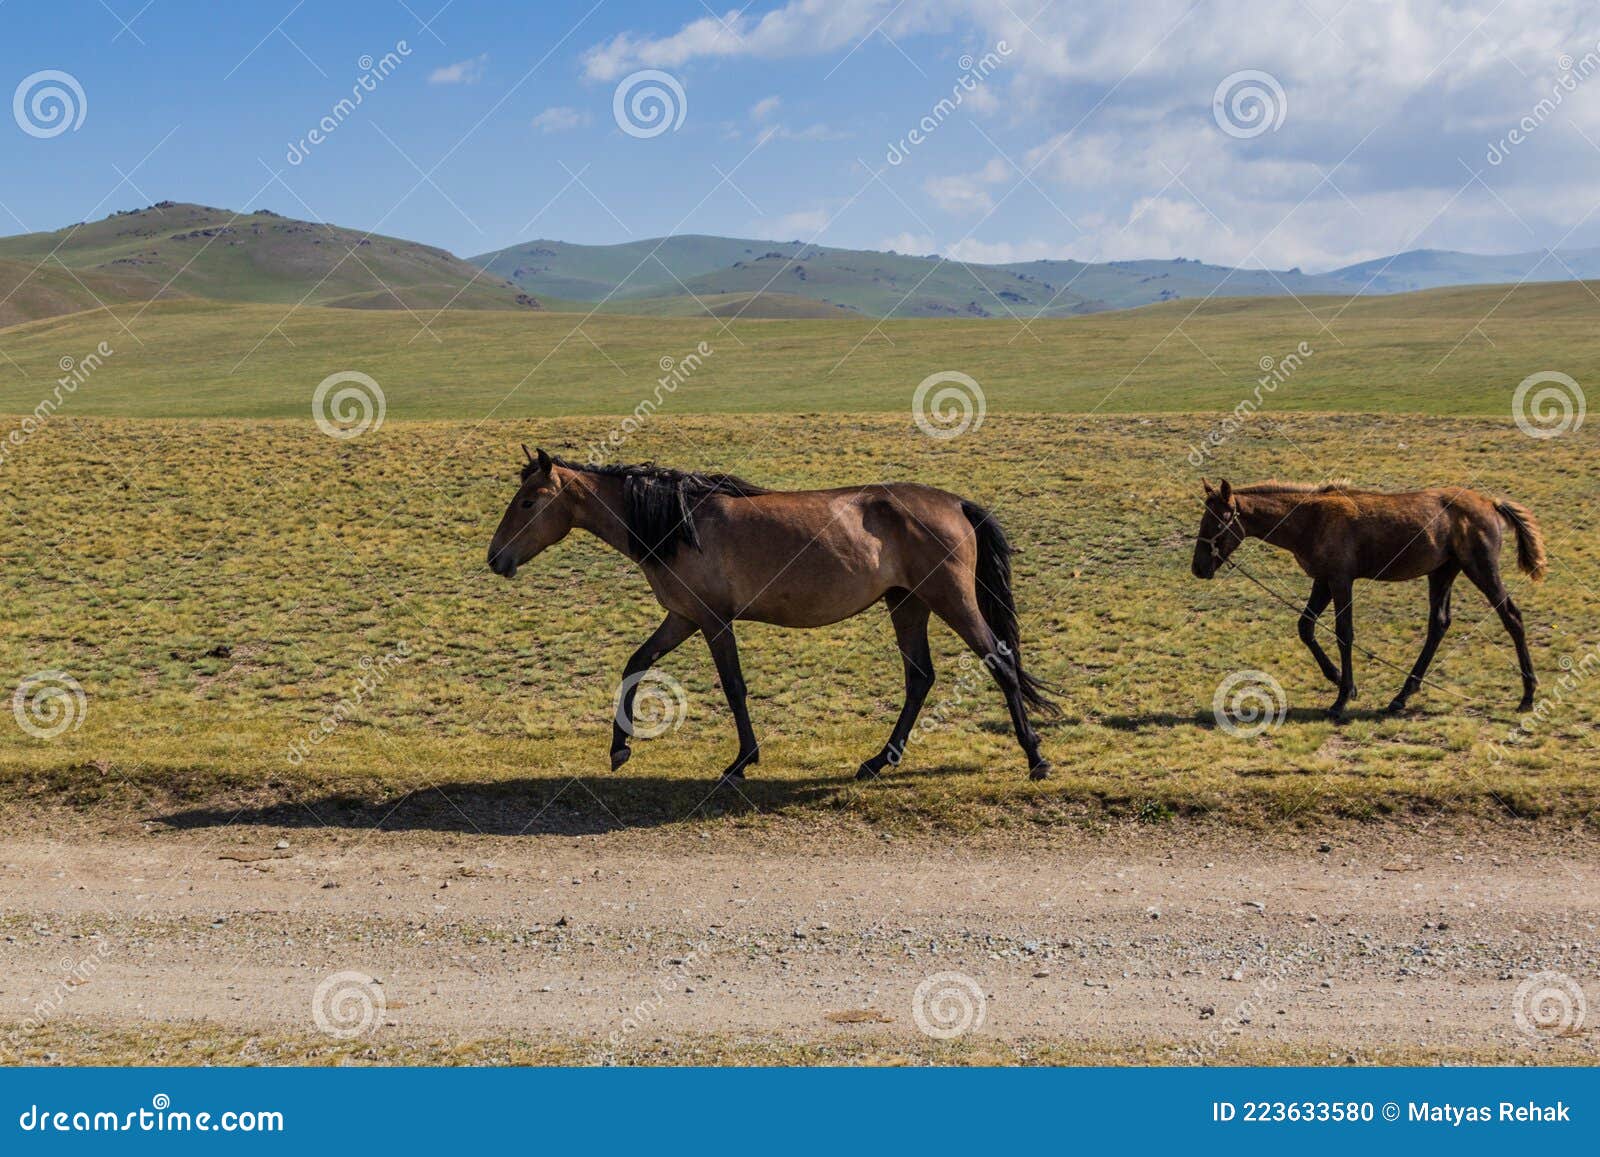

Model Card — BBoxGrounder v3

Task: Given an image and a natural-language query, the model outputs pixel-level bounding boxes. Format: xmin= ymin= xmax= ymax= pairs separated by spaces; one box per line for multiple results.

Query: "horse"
xmin=488 ymin=446 xmax=1058 ymax=783
xmin=1191 ymin=479 xmax=1545 ymax=718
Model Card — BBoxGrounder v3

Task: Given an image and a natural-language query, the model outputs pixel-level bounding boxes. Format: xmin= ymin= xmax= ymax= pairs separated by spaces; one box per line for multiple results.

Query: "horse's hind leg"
xmin=857 ymin=592 xmax=934 ymax=781
xmin=921 ymin=584 xmax=1050 ymax=780
xmin=700 ymin=619 xmax=761 ymax=781
xmin=1387 ymin=564 xmax=1457 ymax=714
xmin=1298 ymin=578 xmax=1340 ymax=687
xmin=1461 ymin=554 xmax=1536 ymax=711
xmin=611 ymin=611 xmax=700 ymax=769
xmin=1327 ymin=577 xmax=1357 ymax=719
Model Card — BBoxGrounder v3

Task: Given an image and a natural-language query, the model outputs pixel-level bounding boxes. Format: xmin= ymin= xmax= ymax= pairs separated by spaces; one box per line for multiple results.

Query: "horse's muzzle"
xmin=487 ymin=548 xmax=517 ymax=579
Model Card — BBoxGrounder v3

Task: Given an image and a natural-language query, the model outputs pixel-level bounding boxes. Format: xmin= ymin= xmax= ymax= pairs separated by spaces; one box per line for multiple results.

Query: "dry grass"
xmin=7 ymin=1018 xmax=1588 ymax=1068
xmin=0 ymin=412 xmax=1595 ymax=833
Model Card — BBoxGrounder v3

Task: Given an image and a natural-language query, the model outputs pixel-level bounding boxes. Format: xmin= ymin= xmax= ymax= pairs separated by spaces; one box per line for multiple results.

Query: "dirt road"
xmin=2 ymin=818 xmax=1596 ymax=1063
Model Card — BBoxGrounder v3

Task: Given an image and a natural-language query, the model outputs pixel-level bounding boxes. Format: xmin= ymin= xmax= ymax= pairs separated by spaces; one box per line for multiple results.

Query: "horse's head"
xmin=1192 ymin=479 xmax=1243 ymax=580
xmin=487 ymin=446 xmax=578 ymax=579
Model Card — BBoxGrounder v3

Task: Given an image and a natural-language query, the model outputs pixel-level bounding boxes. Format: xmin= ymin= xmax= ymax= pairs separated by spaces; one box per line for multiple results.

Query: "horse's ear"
xmin=522 ymin=443 xmax=536 ymax=466
xmin=1218 ymin=479 xmax=1232 ymax=503
xmin=537 ymin=447 xmax=553 ymax=474
xmin=1202 ymin=478 xmax=1216 ymax=496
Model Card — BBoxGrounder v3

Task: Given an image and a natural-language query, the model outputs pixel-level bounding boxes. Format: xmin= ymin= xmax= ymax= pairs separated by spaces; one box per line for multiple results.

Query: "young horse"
xmin=488 ymin=447 xmax=1058 ymax=782
xmin=1191 ymin=479 xmax=1545 ymax=718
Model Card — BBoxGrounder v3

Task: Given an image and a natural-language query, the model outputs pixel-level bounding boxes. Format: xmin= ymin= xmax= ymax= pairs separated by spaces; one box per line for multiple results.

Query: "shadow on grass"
xmin=151 ymin=763 xmax=982 ymax=837
xmin=1099 ymin=705 xmax=1393 ymax=731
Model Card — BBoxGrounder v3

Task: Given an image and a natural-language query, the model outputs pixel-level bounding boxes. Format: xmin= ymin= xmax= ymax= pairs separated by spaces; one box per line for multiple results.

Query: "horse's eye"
xmin=520 ymin=499 xmax=534 ymax=510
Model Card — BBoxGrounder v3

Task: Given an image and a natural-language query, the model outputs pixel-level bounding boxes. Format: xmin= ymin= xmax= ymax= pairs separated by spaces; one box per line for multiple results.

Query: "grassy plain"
xmin=0 ymin=411 xmax=1594 ymax=832
xmin=0 ymin=280 xmax=1596 ymax=419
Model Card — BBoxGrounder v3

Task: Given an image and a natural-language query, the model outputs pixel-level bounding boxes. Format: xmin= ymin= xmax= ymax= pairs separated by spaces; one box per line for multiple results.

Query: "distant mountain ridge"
xmin=3 ymin=202 xmax=1598 ymax=329
xmin=471 ymin=235 xmax=1600 ymax=319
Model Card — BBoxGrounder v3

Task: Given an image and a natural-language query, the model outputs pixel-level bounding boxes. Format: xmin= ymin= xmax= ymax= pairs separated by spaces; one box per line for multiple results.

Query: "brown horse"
xmin=1191 ymin=479 xmax=1545 ymax=718
xmin=488 ymin=447 xmax=1057 ymax=782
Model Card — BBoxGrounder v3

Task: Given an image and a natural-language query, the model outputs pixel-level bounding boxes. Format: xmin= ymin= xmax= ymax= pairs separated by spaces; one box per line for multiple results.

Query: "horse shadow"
xmin=152 ymin=763 xmax=980 ymax=837
xmin=1099 ymin=705 xmax=1393 ymax=731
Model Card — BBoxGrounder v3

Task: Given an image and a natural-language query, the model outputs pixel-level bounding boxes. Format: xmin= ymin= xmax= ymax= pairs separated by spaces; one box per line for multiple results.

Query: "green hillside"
xmin=0 ymin=203 xmax=537 ymax=324
xmin=0 ymin=257 xmax=188 ymax=330
xmin=473 ymin=234 xmax=1600 ymax=319
xmin=474 ymin=235 xmax=1321 ymax=317
xmin=1 ymin=279 xmax=1594 ymax=420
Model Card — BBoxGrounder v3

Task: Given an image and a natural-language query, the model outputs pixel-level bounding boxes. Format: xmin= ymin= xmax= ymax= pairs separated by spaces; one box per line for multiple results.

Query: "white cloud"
xmin=750 ymin=95 xmax=781 ymax=121
xmin=580 ymin=3 xmax=947 ymax=81
xmin=768 ymin=207 xmax=831 ymax=235
xmin=768 ymin=122 xmax=848 ymax=141
xmin=877 ymin=231 xmax=939 ymax=255
xmin=532 ymin=106 xmax=589 ymax=133
xmin=924 ymin=157 xmax=1010 ymax=213
xmin=429 ymin=54 xmax=489 ymax=85
xmin=581 ymin=1 xmax=1600 ymax=266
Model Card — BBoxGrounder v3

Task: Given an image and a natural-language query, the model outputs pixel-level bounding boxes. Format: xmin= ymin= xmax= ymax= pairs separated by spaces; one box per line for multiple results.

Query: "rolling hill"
xmin=0 ymin=202 xmax=538 ymax=326
xmin=474 ymin=235 xmax=1600 ymax=319
xmin=5 ymin=203 xmax=1600 ymax=330
xmin=1 ymin=279 xmax=1594 ymax=420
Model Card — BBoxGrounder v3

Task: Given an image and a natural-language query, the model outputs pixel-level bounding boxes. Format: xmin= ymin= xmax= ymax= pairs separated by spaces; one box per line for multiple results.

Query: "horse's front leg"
xmin=1328 ymin=577 xmax=1357 ymax=719
xmin=702 ymin=619 xmax=760 ymax=783
xmin=611 ymin=612 xmax=699 ymax=769
xmin=1297 ymin=579 xmax=1340 ymax=687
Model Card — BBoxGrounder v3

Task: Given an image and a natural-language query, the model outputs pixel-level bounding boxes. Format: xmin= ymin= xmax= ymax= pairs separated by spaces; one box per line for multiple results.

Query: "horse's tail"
xmin=960 ymin=500 xmax=1061 ymax=717
xmin=1495 ymin=498 xmax=1548 ymax=582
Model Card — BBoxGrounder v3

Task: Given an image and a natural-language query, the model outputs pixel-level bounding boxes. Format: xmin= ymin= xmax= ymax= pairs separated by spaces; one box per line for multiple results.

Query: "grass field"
xmin=0 ymin=409 xmax=1594 ymax=831
xmin=2 ymin=1019 xmax=1525 ymax=1068
xmin=1 ymin=280 xmax=1597 ymax=419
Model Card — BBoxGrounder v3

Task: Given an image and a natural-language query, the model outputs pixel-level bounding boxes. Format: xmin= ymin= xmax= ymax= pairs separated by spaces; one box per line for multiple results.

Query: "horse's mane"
xmin=1234 ymin=478 xmax=1354 ymax=495
xmin=538 ymin=456 xmax=771 ymax=560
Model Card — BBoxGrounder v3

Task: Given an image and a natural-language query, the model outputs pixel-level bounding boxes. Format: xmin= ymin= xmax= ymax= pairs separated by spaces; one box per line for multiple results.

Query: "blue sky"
xmin=5 ymin=0 xmax=1600 ymax=270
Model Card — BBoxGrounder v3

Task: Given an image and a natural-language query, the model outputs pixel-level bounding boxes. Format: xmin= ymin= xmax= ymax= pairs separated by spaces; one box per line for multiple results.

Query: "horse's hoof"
xmin=855 ymin=761 xmax=881 ymax=781
xmin=1326 ymin=705 xmax=1347 ymax=722
xmin=1384 ymin=697 xmax=1409 ymax=715
xmin=716 ymin=771 xmax=745 ymax=788
xmin=1029 ymin=760 xmax=1053 ymax=781
xmin=1517 ymin=697 xmax=1535 ymax=713
xmin=610 ymin=747 xmax=631 ymax=771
